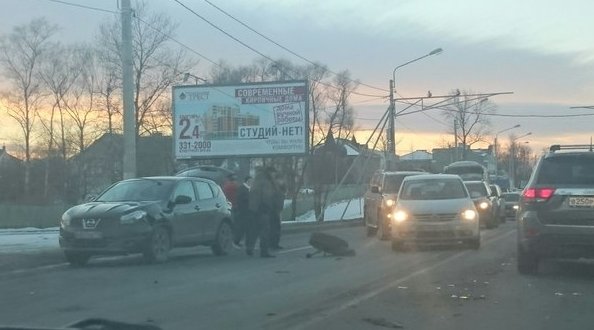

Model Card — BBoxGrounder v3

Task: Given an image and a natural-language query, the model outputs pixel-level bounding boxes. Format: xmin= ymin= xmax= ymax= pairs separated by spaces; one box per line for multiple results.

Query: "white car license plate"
xmin=568 ymin=197 xmax=594 ymax=208
xmin=74 ymin=231 xmax=103 ymax=239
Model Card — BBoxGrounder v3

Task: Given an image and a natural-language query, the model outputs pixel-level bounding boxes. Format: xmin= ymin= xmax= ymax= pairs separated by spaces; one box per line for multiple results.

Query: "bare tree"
xmin=0 ymin=18 xmax=57 ymax=198
xmin=97 ymin=1 xmax=195 ymax=137
xmin=325 ymin=70 xmax=359 ymax=141
xmin=441 ymin=90 xmax=496 ymax=160
xmin=38 ymin=43 xmax=81 ymax=199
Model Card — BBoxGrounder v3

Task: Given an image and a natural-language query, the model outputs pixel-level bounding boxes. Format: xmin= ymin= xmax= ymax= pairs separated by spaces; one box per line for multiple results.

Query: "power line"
xmin=43 ymin=0 xmax=117 ymax=14
xmin=133 ymin=16 xmax=220 ymax=67
xmin=172 ymin=0 xmax=387 ymax=99
xmin=201 ymin=0 xmax=389 ymax=93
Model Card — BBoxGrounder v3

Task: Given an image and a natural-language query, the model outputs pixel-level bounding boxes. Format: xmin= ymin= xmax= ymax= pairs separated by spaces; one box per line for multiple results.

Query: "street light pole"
xmin=509 ymin=132 xmax=532 ymax=189
xmin=388 ymin=47 xmax=442 ymax=169
xmin=494 ymin=124 xmax=520 ymax=176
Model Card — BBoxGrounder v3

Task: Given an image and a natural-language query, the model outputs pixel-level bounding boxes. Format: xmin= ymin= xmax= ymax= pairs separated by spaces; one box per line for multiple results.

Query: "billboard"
xmin=172 ymin=80 xmax=309 ymax=159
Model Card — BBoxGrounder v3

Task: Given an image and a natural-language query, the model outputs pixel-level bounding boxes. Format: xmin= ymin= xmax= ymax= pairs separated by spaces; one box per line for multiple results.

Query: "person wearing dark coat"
xmin=269 ymin=178 xmax=286 ymax=250
xmin=232 ymin=175 xmax=253 ymax=247
xmin=247 ymin=166 xmax=280 ymax=258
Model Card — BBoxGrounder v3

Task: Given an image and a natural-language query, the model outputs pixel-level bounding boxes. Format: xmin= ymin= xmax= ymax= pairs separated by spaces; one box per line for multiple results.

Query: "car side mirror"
xmin=371 ymin=186 xmax=380 ymax=194
xmin=84 ymin=194 xmax=97 ymax=202
xmin=491 ymin=191 xmax=499 ymax=198
xmin=174 ymin=195 xmax=192 ymax=205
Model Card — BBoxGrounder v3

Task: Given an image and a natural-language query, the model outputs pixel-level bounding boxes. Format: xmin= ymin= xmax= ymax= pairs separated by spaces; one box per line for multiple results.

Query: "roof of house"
xmin=400 ymin=150 xmax=432 ymax=161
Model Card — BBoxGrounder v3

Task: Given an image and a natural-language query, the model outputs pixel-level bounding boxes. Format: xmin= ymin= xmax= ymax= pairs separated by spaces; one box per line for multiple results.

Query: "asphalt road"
xmin=1 ymin=222 xmax=593 ymax=330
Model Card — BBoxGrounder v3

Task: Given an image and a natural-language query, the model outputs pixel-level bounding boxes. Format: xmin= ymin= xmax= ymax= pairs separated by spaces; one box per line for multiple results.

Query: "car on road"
xmin=501 ymin=191 xmax=520 ymax=220
xmin=517 ymin=144 xmax=594 ymax=274
xmin=390 ymin=174 xmax=480 ymax=250
xmin=59 ymin=176 xmax=233 ymax=266
xmin=364 ymin=170 xmax=424 ymax=240
xmin=489 ymin=183 xmax=506 ymax=223
xmin=464 ymin=181 xmax=499 ymax=229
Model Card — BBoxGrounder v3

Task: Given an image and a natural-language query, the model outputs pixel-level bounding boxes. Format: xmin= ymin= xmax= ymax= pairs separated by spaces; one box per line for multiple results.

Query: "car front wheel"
xmin=144 ymin=226 xmax=171 ymax=263
xmin=212 ymin=221 xmax=233 ymax=256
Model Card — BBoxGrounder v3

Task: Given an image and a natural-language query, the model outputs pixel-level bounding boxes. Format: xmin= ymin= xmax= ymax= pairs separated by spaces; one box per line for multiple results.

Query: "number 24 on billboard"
xmin=178 ymin=118 xmax=200 ymax=139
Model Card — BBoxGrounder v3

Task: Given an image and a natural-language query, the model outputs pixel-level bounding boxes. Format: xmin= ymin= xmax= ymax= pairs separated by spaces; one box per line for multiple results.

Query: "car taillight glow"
xmin=523 ymin=187 xmax=556 ymax=201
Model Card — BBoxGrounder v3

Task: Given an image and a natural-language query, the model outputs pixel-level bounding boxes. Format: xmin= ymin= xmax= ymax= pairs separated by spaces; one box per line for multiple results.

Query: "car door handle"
xmin=194 ymin=205 xmax=201 ymax=211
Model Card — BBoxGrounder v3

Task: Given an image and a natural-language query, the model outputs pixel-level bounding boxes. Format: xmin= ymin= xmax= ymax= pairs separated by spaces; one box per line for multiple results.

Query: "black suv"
xmin=517 ymin=144 xmax=594 ymax=274
xmin=364 ymin=170 xmax=424 ymax=240
xmin=60 ymin=177 xmax=233 ymax=265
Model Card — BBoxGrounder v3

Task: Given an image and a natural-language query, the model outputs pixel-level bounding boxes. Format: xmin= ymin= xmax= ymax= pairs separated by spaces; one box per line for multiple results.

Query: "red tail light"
xmin=523 ymin=187 xmax=556 ymax=201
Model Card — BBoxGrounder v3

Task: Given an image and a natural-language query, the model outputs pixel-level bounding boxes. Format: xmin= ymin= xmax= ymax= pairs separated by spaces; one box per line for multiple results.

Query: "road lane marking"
xmin=277 ymin=246 xmax=313 ymax=255
xmin=281 ymin=227 xmax=516 ymax=330
xmin=4 ymin=262 xmax=69 ymax=276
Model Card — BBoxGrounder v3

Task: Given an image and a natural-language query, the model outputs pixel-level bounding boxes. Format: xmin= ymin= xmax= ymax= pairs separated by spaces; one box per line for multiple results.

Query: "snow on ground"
xmin=0 ymin=227 xmax=59 ymax=253
xmin=0 ymin=198 xmax=363 ymax=254
xmin=293 ymin=198 xmax=363 ymax=223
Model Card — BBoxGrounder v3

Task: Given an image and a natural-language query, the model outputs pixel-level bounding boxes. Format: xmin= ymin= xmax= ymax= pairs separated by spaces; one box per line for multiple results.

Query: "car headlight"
xmin=61 ymin=213 xmax=71 ymax=227
xmin=479 ymin=201 xmax=490 ymax=210
xmin=393 ymin=210 xmax=408 ymax=223
xmin=513 ymin=205 xmax=519 ymax=210
xmin=462 ymin=209 xmax=477 ymax=221
xmin=120 ymin=210 xmax=147 ymax=224
xmin=384 ymin=199 xmax=396 ymax=207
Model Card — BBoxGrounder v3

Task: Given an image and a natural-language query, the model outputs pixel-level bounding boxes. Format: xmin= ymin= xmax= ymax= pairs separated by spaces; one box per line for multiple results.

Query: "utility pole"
xmin=121 ymin=0 xmax=136 ymax=179
xmin=454 ymin=119 xmax=459 ymax=161
xmin=387 ymin=79 xmax=395 ymax=169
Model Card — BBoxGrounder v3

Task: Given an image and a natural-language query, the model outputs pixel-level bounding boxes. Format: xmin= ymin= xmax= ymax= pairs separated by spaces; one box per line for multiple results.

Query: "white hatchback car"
xmin=390 ymin=174 xmax=480 ymax=250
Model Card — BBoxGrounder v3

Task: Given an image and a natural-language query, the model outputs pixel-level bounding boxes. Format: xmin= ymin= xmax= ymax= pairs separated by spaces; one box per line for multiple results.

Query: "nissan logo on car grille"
xmin=82 ymin=218 xmax=101 ymax=229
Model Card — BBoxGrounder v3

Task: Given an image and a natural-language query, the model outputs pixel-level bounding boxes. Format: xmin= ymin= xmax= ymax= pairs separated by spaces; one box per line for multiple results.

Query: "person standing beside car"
xmin=222 ymin=174 xmax=239 ymax=207
xmin=269 ymin=174 xmax=286 ymax=250
xmin=247 ymin=166 xmax=278 ymax=258
xmin=233 ymin=175 xmax=253 ymax=248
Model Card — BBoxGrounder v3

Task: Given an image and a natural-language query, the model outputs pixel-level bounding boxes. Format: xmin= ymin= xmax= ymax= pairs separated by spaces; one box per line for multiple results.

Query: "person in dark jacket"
xmin=247 ymin=166 xmax=281 ymax=258
xmin=232 ymin=175 xmax=253 ymax=247
xmin=269 ymin=175 xmax=286 ymax=250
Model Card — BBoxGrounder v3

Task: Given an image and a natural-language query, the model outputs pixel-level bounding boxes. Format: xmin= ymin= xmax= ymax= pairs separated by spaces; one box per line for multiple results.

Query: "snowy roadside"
xmin=0 ymin=198 xmax=363 ymax=255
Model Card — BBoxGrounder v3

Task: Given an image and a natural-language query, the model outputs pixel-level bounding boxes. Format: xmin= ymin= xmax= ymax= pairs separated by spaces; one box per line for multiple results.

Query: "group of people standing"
xmin=222 ymin=166 xmax=285 ymax=258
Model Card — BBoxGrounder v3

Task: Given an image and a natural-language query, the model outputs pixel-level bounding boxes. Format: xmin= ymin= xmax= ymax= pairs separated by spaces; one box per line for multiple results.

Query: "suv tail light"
xmin=523 ymin=187 xmax=556 ymax=202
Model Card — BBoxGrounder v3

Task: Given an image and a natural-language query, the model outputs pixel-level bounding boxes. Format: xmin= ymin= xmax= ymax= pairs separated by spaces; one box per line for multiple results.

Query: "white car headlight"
xmin=513 ymin=205 xmax=519 ymax=210
xmin=393 ymin=210 xmax=408 ymax=223
xmin=120 ymin=210 xmax=147 ymax=224
xmin=384 ymin=199 xmax=395 ymax=207
xmin=479 ymin=201 xmax=490 ymax=210
xmin=462 ymin=209 xmax=477 ymax=221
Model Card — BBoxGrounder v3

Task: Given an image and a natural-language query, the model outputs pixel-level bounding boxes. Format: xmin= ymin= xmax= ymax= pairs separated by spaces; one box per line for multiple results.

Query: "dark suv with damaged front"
xmin=59 ymin=177 xmax=233 ymax=266
xmin=517 ymin=144 xmax=594 ymax=274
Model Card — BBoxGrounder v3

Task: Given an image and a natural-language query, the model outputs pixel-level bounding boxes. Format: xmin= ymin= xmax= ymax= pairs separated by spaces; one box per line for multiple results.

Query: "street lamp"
xmin=493 ymin=124 xmax=520 ymax=175
xmin=509 ymin=132 xmax=532 ymax=189
xmin=387 ymin=47 xmax=443 ymax=168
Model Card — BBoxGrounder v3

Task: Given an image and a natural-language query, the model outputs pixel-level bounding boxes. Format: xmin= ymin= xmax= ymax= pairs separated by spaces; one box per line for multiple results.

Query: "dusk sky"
xmin=1 ymin=0 xmax=593 ymax=155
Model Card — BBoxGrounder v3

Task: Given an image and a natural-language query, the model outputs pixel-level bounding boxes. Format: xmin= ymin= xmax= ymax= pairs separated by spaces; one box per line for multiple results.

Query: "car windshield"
xmin=537 ymin=155 xmax=594 ymax=185
xmin=399 ymin=178 xmax=467 ymax=200
xmin=502 ymin=193 xmax=520 ymax=202
xmin=95 ymin=179 xmax=175 ymax=202
xmin=382 ymin=175 xmax=409 ymax=193
xmin=464 ymin=182 xmax=489 ymax=198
